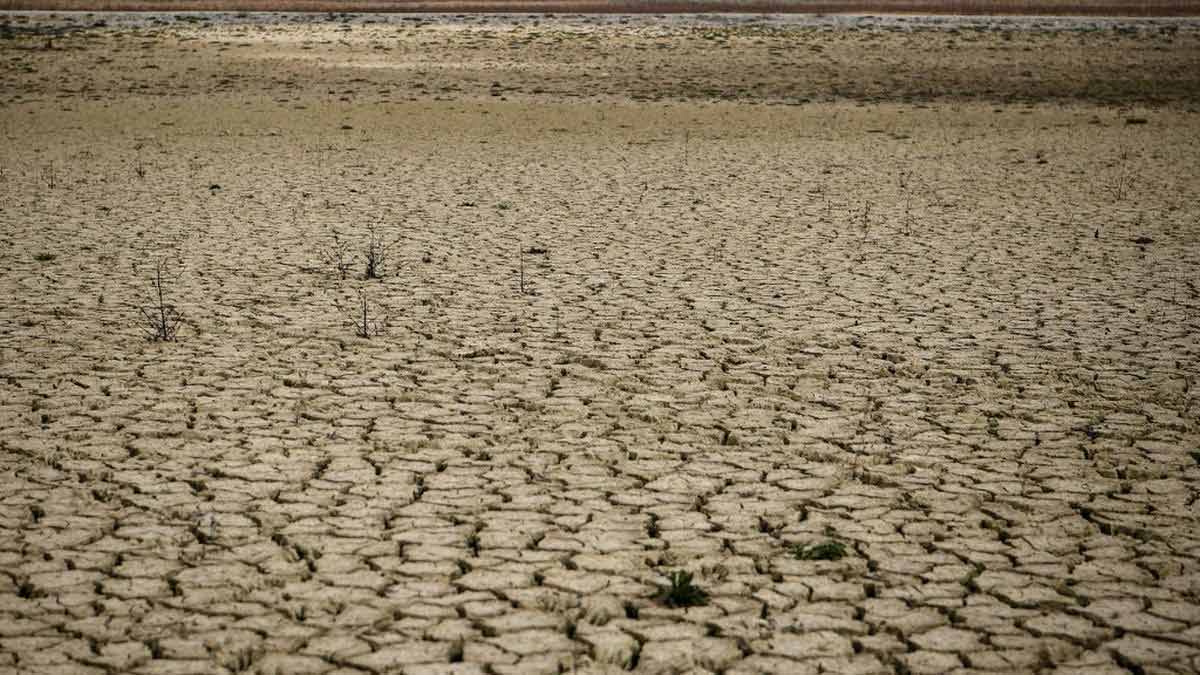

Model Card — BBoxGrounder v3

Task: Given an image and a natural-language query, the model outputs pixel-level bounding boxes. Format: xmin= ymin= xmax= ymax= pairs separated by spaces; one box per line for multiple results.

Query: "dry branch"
xmin=138 ymin=259 xmax=184 ymax=341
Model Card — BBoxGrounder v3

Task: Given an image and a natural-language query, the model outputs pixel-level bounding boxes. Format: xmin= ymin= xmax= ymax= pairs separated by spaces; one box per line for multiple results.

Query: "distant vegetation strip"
xmin=2 ymin=0 xmax=1197 ymax=15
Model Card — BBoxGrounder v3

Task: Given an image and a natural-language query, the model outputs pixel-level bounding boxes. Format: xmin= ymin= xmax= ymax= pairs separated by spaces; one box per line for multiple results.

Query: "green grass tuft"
xmin=792 ymin=540 xmax=848 ymax=561
xmin=662 ymin=570 xmax=708 ymax=608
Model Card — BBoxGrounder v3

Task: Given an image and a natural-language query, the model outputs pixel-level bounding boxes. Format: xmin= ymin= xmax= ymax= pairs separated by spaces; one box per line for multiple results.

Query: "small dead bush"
xmin=138 ymin=258 xmax=184 ymax=341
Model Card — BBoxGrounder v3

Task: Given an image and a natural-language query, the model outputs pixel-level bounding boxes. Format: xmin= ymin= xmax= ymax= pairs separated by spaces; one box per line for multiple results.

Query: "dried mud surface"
xmin=2 ymin=12 xmax=1200 ymax=675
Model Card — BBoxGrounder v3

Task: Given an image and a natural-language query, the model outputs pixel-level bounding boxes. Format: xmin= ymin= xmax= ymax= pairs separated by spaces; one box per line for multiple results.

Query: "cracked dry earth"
xmin=3 ymin=12 xmax=1200 ymax=675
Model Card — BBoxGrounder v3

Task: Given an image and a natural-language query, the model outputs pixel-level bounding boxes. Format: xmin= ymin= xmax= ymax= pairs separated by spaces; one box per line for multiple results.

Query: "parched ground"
xmin=2 ymin=11 xmax=1200 ymax=675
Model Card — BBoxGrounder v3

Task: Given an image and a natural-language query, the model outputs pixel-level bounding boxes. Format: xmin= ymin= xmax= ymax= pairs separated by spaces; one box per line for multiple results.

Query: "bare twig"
xmin=903 ymin=193 xmax=914 ymax=236
xmin=334 ymin=286 xmax=388 ymax=338
xmin=519 ymin=245 xmax=526 ymax=295
xmin=1108 ymin=149 xmax=1134 ymax=202
xmin=317 ymin=219 xmax=399 ymax=282
xmin=858 ymin=202 xmax=872 ymax=231
xmin=320 ymin=230 xmax=353 ymax=281
xmin=363 ymin=222 xmax=393 ymax=280
xmin=138 ymin=259 xmax=184 ymax=341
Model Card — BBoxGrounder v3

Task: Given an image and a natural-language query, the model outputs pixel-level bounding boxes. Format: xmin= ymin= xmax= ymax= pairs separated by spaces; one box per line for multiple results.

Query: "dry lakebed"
xmin=1 ymin=11 xmax=1200 ymax=675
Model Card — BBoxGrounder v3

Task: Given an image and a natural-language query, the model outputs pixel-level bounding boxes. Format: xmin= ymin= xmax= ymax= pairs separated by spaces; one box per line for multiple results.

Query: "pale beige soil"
xmin=2 ymin=12 xmax=1200 ymax=675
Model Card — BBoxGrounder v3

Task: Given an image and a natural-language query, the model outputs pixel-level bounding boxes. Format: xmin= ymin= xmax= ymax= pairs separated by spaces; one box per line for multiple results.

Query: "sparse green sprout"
xmin=792 ymin=540 xmax=848 ymax=561
xmin=1190 ymin=450 xmax=1200 ymax=466
xmin=662 ymin=570 xmax=708 ymax=608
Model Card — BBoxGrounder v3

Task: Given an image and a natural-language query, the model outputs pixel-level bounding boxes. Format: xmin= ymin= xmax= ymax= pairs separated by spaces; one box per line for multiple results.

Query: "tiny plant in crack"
xmin=792 ymin=540 xmax=847 ymax=561
xmin=661 ymin=570 xmax=708 ymax=608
